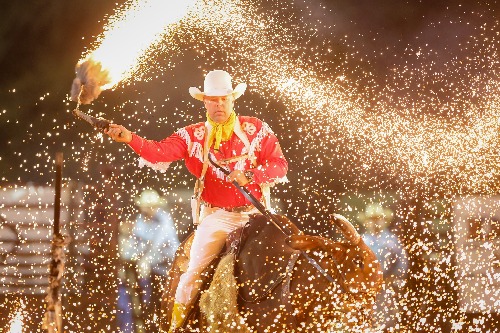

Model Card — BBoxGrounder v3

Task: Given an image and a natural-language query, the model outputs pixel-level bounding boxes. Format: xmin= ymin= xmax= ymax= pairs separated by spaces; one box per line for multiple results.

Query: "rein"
xmin=207 ymin=155 xmax=345 ymax=292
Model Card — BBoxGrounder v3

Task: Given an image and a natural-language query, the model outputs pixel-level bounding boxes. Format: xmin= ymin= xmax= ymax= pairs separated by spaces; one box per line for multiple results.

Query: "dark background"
xmin=0 ymin=1 xmax=499 ymax=331
xmin=1 ymin=0 xmax=499 ymax=229
xmin=1 ymin=0 xmax=498 ymax=188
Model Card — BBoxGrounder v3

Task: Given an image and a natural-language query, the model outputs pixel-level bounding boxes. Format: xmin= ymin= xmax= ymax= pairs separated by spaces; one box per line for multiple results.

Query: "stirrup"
xmin=168 ymin=302 xmax=188 ymax=333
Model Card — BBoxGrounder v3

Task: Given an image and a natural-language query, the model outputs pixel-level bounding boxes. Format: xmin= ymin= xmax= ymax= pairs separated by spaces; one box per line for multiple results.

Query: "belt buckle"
xmin=230 ymin=205 xmax=252 ymax=213
xmin=204 ymin=202 xmax=253 ymax=213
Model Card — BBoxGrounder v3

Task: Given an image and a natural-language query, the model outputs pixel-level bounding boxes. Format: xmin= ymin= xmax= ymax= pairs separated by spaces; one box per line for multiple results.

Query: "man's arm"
xmin=104 ymin=123 xmax=188 ymax=165
xmin=250 ymin=133 xmax=288 ymax=184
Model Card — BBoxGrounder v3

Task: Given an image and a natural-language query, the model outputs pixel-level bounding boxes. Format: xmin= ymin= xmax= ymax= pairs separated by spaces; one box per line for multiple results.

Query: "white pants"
xmin=175 ymin=206 xmax=257 ymax=305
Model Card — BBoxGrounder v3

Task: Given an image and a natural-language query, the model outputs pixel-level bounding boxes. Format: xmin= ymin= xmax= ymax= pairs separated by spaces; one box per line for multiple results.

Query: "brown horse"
xmin=160 ymin=213 xmax=382 ymax=332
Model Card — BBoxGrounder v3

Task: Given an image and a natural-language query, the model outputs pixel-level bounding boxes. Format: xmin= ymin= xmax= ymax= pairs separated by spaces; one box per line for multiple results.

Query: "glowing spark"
xmin=74 ymin=0 xmax=499 ymax=194
xmin=10 ymin=1 xmax=497 ymax=331
xmin=8 ymin=301 xmax=26 ymax=333
xmin=79 ymin=0 xmax=197 ymax=89
xmin=187 ymin=0 xmax=500 ymax=194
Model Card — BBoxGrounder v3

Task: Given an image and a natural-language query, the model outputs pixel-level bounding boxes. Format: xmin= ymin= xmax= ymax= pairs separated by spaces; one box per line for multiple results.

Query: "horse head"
xmin=286 ymin=213 xmax=383 ymax=294
xmin=284 ymin=213 xmax=383 ymax=331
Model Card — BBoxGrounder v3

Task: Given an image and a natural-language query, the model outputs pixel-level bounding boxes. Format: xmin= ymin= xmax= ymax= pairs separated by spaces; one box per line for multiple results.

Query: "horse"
xmin=159 ymin=213 xmax=383 ymax=332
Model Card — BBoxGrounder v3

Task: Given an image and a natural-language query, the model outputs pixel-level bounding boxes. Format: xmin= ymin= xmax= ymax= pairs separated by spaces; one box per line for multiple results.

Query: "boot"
xmin=168 ymin=302 xmax=188 ymax=333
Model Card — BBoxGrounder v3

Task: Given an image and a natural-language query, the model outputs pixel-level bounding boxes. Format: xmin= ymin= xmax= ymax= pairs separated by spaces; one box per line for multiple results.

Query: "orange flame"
xmin=79 ymin=0 xmax=196 ymax=90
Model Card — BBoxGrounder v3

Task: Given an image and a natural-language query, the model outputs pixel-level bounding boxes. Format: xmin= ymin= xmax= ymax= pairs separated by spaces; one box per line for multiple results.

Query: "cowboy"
xmin=105 ymin=70 xmax=288 ymax=332
xmin=358 ymin=203 xmax=408 ymax=280
xmin=118 ymin=189 xmax=179 ymax=332
xmin=358 ymin=202 xmax=408 ymax=331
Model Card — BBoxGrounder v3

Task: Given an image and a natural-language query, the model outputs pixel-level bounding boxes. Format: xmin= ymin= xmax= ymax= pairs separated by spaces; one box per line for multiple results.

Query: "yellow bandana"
xmin=207 ymin=111 xmax=236 ymax=150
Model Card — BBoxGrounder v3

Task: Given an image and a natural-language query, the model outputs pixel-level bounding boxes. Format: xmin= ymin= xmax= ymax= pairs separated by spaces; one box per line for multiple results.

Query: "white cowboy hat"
xmin=134 ymin=189 xmax=166 ymax=207
xmin=189 ymin=70 xmax=247 ymax=101
xmin=357 ymin=203 xmax=394 ymax=223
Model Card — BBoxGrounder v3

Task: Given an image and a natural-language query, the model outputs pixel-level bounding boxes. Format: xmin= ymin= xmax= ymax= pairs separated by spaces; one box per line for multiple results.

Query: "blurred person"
xmin=358 ymin=202 xmax=408 ymax=332
xmin=118 ymin=189 xmax=180 ymax=333
xmin=105 ymin=70 xmax=288 ymax=332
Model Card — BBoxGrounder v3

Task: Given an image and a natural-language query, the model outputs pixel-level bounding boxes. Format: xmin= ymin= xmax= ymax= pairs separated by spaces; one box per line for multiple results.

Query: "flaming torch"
xmin=71 ymin=60 xmax=116 ymax=132
xmin=71 ymin=0 xmax=196 ymax=130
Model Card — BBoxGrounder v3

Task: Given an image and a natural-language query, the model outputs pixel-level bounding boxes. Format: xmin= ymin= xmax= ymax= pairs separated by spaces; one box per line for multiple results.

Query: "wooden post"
xmin=43 ymin=152 xmax=67 ymax=333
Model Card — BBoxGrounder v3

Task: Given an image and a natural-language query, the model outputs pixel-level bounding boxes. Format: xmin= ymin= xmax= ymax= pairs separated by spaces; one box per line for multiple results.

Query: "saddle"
xmin=233 ymin=214 xmax=301 ymax=303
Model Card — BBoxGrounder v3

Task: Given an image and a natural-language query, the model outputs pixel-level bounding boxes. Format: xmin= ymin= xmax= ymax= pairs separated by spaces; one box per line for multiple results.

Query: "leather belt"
xmin=203 ymin=202 xmax=255 ymax=213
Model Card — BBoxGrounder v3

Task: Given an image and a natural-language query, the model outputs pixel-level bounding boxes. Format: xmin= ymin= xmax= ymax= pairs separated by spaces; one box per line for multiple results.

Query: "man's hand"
xmin=137 ymin=257 xmax=152 ymax=279
xmin=227 ymin=170 xmax=250 ymax=186
xmin=104 ymin=124 xmax=132 ymax=143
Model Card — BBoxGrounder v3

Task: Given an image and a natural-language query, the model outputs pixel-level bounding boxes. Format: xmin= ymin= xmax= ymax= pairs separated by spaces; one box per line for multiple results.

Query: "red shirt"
xmin=128 ymin=116 xmax=288 ymax=208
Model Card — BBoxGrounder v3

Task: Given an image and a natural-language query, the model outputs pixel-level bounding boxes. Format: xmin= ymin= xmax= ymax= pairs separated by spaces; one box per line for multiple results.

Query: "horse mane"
xmin=199 ymin=253 xmax=252 ymax=332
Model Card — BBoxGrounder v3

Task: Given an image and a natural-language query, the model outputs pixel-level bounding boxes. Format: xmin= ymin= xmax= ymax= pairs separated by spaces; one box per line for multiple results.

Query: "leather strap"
xmin=281 ymin=251 xmax=301 ymax=302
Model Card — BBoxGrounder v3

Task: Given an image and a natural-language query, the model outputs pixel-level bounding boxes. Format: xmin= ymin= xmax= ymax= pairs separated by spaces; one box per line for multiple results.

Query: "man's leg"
xmin=117 ymin=282 xmax=135 ymax=333
xmin=169 ymin=209 xmax=252 ymax=331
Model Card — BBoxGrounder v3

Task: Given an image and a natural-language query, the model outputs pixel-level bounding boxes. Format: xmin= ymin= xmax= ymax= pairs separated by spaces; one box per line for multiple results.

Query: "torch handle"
xmin=73 ymin=109 xmax=122 ymax=137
